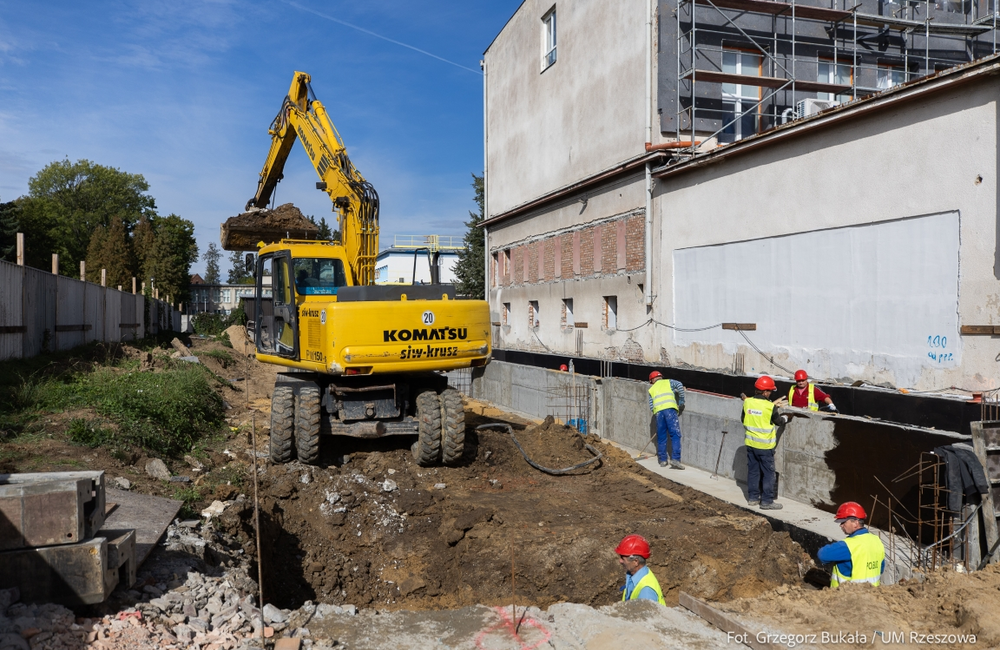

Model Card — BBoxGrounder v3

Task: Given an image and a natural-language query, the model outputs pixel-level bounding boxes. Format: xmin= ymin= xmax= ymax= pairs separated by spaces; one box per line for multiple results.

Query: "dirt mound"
xmin=216 ymin=410 xmax=808 ymax=613
xmin=719 ymin=565 xmax=1000 ymax=648
xmin=220 ymin=203 xmax=319 ymax=251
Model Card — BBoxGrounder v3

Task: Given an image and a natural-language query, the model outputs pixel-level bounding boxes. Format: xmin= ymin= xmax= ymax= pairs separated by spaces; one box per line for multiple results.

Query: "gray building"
xmin=482 ymin=0 xmax=1000 ymax=391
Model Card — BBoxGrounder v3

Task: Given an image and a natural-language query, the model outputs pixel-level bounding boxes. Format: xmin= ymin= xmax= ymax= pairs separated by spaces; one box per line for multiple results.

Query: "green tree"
xmin=453 ymin=173 xmax=485 ymax=299
xmin=0 ymin=198 xmax=20 ymax=263
xmin=227 ymin=249 xmax=255 ymax=284
xmin=203 ymin=242 xmax=222 ymax=284
xmin=307 ymin=215 xmax=338 ymax=242
xmin=135 ymin=214 xmax=198 ymax=303
xmin=23 ymin=159 xmax=156 ymax=275
xmin=86 ymin=217 xmax=134 ymax=288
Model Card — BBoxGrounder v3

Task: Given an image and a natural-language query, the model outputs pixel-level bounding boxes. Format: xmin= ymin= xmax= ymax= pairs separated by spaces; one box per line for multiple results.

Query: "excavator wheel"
xmin=440 ymin=388 xmax=465 ymax=466
xmin=295 ymin=385 xmax=322 ymax=465
xmin=270 ymin=386 xmax=295 ymax=463
xmin=413 ymin=390 xmax=442 ymax=466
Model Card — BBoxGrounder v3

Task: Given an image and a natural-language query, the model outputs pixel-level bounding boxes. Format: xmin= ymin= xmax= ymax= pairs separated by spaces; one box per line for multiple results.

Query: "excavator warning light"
xmin=316 ymin=182 xmax=327 ymax=190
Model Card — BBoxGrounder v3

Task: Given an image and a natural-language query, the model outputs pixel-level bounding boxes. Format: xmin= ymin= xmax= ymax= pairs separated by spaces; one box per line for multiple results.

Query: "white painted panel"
xmin=0 ymin=261 xmax=24 ymax=360
xmin=673 ymin=212 xmax=960 ymax=381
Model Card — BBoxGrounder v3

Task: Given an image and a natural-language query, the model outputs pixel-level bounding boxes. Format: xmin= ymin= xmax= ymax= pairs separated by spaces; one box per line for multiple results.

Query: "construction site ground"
xmin=2 ymin=335 xmax=999 ymax=647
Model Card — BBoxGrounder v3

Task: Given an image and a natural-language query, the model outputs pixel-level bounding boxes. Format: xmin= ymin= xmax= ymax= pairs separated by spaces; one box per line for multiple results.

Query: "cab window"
xmin=293 ymin=258 xmax=347 ymax=295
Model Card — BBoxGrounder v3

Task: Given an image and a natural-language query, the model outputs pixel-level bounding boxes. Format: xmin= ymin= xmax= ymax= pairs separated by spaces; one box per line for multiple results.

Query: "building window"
xmin=817 ymin=59 xmax=851 ymax=101
xmin=491 ymin=252 xmax=498 ymax=287
xmin=503 ymin=249 xmax=511 ymax=283
xmin=503 ymin=302 xmax=511 ymax=325
xmin=877 ymin=64 xmax=906 ymax=90
xmin=721 ymin=49 xmax=762 ymax=143
xmin=542 ymin=8 xmax=557 ymax=71
xmin=604 ymin=296 xmax=617 ymax=330
xmin=562 ymin=298 xmax=574 ymax=328
xmin=529 ymin=300 xmax=540 ymax=328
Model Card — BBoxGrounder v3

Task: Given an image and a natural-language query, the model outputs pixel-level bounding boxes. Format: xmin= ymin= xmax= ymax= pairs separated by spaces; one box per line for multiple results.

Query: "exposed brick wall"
xmin=625 ymin=214 xmax=645 ymax=272
xmin=513 ymin=246 xmax=524 ymax=284
xmin=544 ymin=238 xmax=555 ymax=281
xmin=580 ymin=228 xmax=594 ymax=276
xmin=603 ymin=224 xmax=618 ymax=272
xmin=560 ymin=233 xmax=573 ymax=278
xmin=528 ymin=241 xmax=539 ymax=283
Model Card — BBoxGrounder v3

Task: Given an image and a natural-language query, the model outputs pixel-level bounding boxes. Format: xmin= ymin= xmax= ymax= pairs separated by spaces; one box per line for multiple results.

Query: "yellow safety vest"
xmin=789 ymin=384 xmax=818 ymax=411
xmin=743 ymin=397 xmax=777 ymax=450
xmin=831 ymin=531 xmax=885 ymax=588
xmin=648 ymin=380 xmax=678 ymax=414
xmin=622 ymin=569 xmax=666 ymax=605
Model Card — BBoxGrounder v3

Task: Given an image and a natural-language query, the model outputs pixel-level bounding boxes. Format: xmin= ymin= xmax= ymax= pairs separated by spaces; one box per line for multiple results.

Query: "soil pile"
xmin=718 ymin=565 xmax=1000 ymax=648
xmin=220 ymin=203 xmax=319 ymax=251
xmin=217 ymin=408 xmax=808 ymax=613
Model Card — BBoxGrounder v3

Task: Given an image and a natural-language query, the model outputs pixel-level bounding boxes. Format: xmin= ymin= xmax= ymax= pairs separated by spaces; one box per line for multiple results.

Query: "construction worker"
xmin=648 ymin=371 xmax=686 ymax=469
xmin=817 ymin=502 xmax=885 ymax=588
xmin=559 ymin=364 xmax=568 ymax=371
xmin=788 ymin=370 xmax=836 ymax=412
xmin=742 ymin=376 xmax=788 ymax=510
xmin=615 ymin=534 xmax=665 ymax=604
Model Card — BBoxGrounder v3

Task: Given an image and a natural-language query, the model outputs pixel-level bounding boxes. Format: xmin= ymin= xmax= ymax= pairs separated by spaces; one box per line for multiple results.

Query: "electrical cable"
xmin=476 ymin=423 xmax=603 ymax=475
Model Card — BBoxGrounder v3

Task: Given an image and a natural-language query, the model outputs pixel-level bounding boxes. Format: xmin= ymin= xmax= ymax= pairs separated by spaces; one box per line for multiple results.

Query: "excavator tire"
xmin=413 ymin=390 xmax=442 ymax=467
xmin=270 ymin=386 xmax=295 ymax=463
xmin=295 ymin=385 xmax=322 ymax=465
xmin=440 ymin=388 xmax=465 ymax=466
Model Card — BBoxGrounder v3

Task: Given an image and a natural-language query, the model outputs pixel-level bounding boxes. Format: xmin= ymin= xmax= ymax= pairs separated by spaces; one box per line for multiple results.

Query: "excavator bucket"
xmin=220 ymin=203 xmax=320 ymax=251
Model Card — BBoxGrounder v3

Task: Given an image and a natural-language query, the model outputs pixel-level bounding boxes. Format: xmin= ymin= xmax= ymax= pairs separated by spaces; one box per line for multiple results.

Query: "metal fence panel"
xmin=23 ymin=267 xmax=56 ymax=357
xmin=84 ymin=284 xmax=104 ymax=345
xmin=0 ymin=262 xmax=24 ymax=361
xmin=104 ymin=289 xmax=121 ymax=343
xmin=120 ymin=293 xmax=137 ymax=342
xmin=55 ymin=276 xmax=86 ymax=351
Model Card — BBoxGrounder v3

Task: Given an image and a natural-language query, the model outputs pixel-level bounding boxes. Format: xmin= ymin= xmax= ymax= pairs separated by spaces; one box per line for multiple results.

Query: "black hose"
xmin=476 ymin=423 xmax=603 ymax=475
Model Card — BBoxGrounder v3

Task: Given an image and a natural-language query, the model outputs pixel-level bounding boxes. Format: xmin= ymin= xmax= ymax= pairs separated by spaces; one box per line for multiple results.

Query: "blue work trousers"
xmin=746 ymin=447 xmax=776 ymax=504
xmin=655 ymin=408 xmax=682 ymax=463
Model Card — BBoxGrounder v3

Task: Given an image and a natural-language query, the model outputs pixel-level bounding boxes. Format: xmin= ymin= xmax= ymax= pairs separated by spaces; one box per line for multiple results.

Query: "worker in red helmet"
xmin=788 ymin=370 xmax=836 ymax=412
xmin=817 ymin=502 xmax=885 ymax=588
xmin=559 ymin=364 xmax=568 ymax=371
xmin=648 ymin=370 xmax=686 ymax=469
xmin=614 ymin=534 xmax=665 ymax=605
xmin=741 ymin=376 xmax=789 ymax=510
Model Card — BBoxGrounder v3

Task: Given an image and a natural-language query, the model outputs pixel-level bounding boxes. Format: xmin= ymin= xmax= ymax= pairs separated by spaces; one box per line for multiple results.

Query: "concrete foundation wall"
xmin=473 ymin=360 xmax=967 ymax=518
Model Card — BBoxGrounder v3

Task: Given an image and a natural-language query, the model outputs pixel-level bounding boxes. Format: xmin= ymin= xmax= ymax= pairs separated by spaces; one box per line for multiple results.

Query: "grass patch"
xmin=201 ymin=348 xmax=235 ymax=368
xmin=171 ymin=485 xmax=203 ymax=520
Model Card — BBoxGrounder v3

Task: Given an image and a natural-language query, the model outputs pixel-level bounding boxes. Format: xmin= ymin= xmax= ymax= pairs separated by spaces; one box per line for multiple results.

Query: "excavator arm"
xmin=248 ymin=71 xmax=380 ymax=286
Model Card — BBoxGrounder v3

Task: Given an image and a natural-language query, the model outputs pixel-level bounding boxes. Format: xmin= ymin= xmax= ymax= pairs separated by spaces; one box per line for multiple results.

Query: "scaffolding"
xmin=674 ymin=0 xmax=999 ymax=153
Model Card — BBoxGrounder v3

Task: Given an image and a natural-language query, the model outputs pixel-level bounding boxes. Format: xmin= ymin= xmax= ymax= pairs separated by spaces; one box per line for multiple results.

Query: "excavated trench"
xmin=216 ymin=410 xmax=809 ymax=612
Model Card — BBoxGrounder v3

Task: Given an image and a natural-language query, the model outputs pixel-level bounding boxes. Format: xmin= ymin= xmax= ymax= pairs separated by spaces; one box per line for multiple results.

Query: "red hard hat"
xmin=615 ymin=534 xmax=651 ymax=558
xmin=754 ymin=376 xmax=776 ymax=391
xmin=794 ymin=370 xmax=808 ymax=381
xmin=559 ymin=364 xmax=568 ymax=371
xmin=834 ymin=501 xmax=867 ymax=521
xmin=649 ymin=371 xmax=663 ymax=383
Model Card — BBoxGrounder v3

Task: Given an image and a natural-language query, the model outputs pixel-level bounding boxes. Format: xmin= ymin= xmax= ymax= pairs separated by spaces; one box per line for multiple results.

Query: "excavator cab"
xmin=256 ymin=251 xmax=298 ymax=359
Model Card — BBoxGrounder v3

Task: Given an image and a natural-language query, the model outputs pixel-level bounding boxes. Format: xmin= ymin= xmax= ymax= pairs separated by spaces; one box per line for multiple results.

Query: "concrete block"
xmin=0 ymin=535 xmax=119 ymax=605
xmin=0 ymin=472 xmax=106 ymax=550
xmin=102 ymin=528 xmax=137 ymax=591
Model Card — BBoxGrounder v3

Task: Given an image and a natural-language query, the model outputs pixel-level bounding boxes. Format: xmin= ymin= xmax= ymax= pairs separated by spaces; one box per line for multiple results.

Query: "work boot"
xmin=658 ymin=460 xmax=669 ymax=467
xmin=747 ymin=500 xmax=760 ymax=507
xmin=760 ymin=502 xmax=783 ymax=510
xmin=669 ymin=460 xmax=685 ymax=470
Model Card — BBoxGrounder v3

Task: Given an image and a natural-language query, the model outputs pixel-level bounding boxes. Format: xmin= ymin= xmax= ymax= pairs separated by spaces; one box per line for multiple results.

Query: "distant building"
xmin=374 ymin=235 xmax=463 ymax=285
xmin=189 ymin=277 xmax=271 ymax=315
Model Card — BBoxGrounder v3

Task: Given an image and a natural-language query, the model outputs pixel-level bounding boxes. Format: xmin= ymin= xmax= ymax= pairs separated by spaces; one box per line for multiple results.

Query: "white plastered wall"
xmin=651 ymin=80 xmax=1000 ymax=390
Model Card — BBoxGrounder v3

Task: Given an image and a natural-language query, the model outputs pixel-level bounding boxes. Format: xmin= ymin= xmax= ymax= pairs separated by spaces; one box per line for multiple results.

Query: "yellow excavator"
xmin=229 ymin=71 xmax=491 ymax=466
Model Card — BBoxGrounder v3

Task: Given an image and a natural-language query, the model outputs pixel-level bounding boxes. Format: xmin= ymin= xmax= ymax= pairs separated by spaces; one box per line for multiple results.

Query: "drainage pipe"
xmin=644 ymin=0 xmax=654 ymax=308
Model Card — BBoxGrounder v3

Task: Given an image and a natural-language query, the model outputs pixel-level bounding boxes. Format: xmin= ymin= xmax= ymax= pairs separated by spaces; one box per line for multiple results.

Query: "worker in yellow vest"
xmin=742 ymin=376 xmax=788 ymax=510
xmin=648 ymin=371 xmax=686 ymax=469
xmin=788 ymin=370 xmax=836 ymax=412
xmin=818 ymin=502 xmax=885 ymax=588
xmin=615 ymin=534 xmax=666 ymax=605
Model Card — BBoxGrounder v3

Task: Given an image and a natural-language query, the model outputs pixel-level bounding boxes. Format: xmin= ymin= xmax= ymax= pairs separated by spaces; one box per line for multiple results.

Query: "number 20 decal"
xmin=422 ymin=311 xmax=435 ymax=325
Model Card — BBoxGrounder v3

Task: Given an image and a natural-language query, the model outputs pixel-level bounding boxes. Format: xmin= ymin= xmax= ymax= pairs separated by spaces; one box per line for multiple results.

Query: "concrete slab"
xmin=103 ymin=488 xmax=182 ymax=566
xmin=0 ymin=536 xmax=118 ymax=606
xmin=0 ymin=471 xmax=106 ymax=550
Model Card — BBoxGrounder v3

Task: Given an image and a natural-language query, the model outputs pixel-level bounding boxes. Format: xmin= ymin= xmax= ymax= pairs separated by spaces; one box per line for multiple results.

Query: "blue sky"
xmin=0 ymin=1 xmax=521 ymax=276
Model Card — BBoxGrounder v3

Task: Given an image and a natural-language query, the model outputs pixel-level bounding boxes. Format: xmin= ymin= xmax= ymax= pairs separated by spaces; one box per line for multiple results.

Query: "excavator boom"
xmin=248 ymin=71 xmax=379 ymax=286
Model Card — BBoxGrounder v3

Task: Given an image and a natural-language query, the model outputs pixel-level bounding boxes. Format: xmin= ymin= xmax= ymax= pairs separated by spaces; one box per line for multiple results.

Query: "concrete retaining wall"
xmin=471 ymin=359 xmax=968 ymax=519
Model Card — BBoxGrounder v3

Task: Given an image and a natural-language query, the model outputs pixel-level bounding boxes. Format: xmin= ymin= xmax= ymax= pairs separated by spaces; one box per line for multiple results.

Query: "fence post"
xmin=101 ymin=269 xmax=106 ymax=287
xmin=51 ymin=254 xmax=59 ymax=275
xmin=132 ymin=277 xmax=136 ymax=295
xmin=80 ymin=260 xmax=85 ymax=282
xmin=16 ymin=233 xmax=24 ymax=266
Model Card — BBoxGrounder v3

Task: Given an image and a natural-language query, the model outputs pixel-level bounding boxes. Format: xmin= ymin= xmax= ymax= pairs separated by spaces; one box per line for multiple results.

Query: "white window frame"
xmin=542 ymin=7 xmax=557 ymax=71
xmin=877 ymin=64 xmax=906 ymax=90
xmin=721 ymin=49 xmax=762 ymax=143
xmin=817 ymin=59 xmax=851 ymax=101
